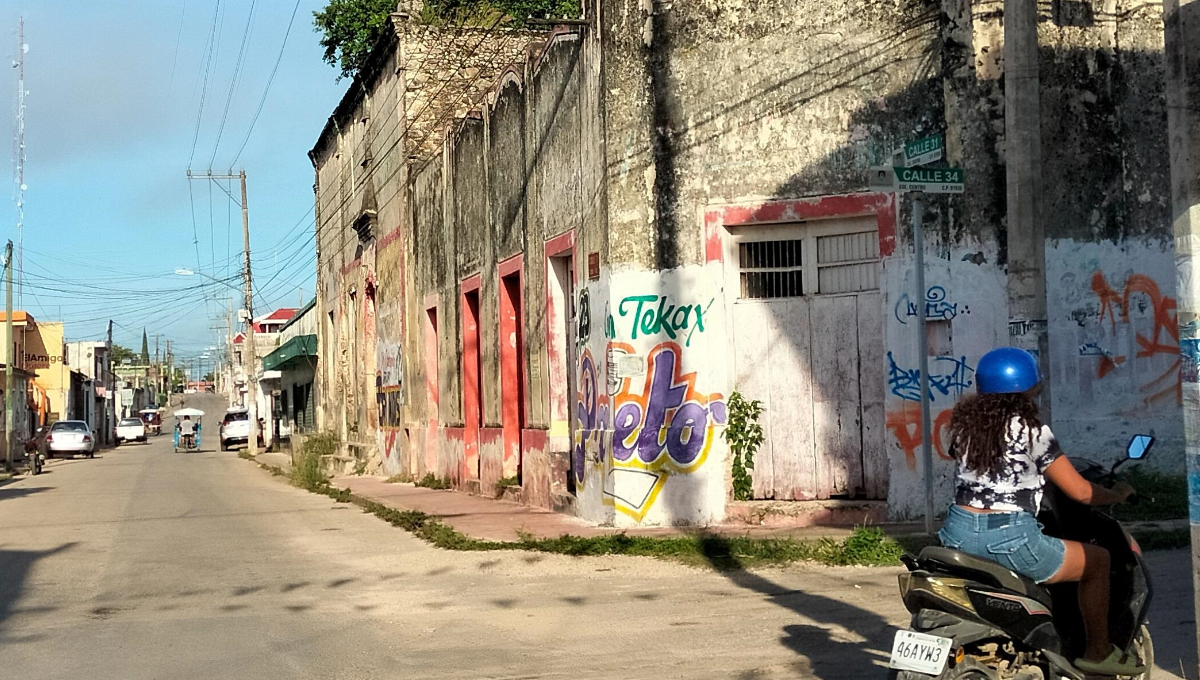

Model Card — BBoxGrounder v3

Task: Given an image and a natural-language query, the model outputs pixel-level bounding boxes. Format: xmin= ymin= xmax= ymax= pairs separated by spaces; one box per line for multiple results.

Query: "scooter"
xmin=888 ymin=434 xmax=1156 ymax=680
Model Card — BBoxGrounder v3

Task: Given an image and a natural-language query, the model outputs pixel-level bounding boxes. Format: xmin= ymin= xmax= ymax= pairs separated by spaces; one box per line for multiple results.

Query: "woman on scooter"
xmin=938 ymin=347 xmax=1143 ymax=676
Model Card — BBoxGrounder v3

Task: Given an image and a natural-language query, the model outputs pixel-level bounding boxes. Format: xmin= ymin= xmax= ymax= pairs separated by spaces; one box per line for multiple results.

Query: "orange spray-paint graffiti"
xmin=886 ymin=404 xmax=954 ymax=470
xmin=1090 ymin=272 xmax=1180 ymax=406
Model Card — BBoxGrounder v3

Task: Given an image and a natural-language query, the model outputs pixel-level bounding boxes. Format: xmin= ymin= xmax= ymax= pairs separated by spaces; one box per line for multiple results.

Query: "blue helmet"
xmin=976 ymin=347 xmax=1039 ymax=394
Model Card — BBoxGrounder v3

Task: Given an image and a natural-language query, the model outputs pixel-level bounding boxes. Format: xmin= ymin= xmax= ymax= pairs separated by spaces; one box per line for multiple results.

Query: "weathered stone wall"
xmin=407 ymin=29 xmax=603 ymax=504
xmin=312 ymin=12 xmax=543 ymax=474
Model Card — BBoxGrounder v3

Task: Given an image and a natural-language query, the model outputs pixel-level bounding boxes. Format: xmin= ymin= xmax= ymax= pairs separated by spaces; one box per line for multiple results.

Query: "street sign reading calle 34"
xmin=894 ymin=166 xmax=964 ymax=194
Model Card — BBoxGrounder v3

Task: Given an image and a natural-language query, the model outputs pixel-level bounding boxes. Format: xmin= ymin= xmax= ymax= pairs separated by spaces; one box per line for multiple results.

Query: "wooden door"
xmin=730 ymin=218 xmax=886 ymax=500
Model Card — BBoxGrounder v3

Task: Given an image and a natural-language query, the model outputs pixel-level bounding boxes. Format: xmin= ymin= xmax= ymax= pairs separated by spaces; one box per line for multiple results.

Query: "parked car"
xmin=116 ymin=417 xmax=147 ymax=444
xmin=43 ymin=420 xmax=95 ymax=458
xmin=219 ymin=408 xmax=251 ymax=451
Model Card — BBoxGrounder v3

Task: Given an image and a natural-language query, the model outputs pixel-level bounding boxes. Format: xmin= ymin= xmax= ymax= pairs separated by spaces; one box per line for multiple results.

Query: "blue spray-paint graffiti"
xmin=887 ymin=352 xmax=976 ymax=402
xmin=894 ymin=286 xmax=968 ymax=325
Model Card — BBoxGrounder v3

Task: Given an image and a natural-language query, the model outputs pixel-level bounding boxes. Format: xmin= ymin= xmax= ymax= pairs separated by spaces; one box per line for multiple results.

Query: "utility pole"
xmin=1004 ymin=0 xmax=1051 ymax=416
xmin=239 ymin=171 xmax=258 ymax=456
xmin=1163 ymin=0 xmax=1200 ymax=662
xmin=4 ymin=241 xmax=13 ymax=473
xmin=106 ymin=320 xmax=114 ymax=446
xmin=187 ymin=170 xmax=257 ymax=453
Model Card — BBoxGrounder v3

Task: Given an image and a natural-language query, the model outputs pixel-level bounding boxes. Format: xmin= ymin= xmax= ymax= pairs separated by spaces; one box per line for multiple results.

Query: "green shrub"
xmin=414 ymin=473 xmax=451 ymax=490
xmin=292 ymin=431 xmax=339 ymax=491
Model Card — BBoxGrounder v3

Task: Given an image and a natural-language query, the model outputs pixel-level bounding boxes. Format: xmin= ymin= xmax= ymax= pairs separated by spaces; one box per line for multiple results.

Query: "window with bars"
xmin=739 ymin=239 xmax=804 ymax=299
xmin=735 ymin=225 xmax=879 ymax=299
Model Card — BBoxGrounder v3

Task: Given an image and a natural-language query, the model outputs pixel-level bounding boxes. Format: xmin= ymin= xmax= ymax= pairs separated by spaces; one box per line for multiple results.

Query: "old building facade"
xmin=313 ymin=0 xmax=1180 ymax=524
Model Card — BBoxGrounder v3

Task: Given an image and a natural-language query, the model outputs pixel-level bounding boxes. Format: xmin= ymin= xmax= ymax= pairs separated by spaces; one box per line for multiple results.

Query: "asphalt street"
xmin=0 ymin=394 xmax=1193 ymax=679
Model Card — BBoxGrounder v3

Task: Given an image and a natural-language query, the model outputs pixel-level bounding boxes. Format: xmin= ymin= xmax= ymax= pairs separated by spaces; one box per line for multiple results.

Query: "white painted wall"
xmin=882 ymin=238 xmax=1008 ymax=520
xmin=1046 ymin=239 xmax=1184 ymax=471
xmin=573 ymin=265 xmax=730 ymax=526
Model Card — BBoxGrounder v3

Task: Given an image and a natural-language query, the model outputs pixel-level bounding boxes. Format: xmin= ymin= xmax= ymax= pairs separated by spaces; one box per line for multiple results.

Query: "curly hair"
xmin=948 ymin=392 xmax=1042 ymax=475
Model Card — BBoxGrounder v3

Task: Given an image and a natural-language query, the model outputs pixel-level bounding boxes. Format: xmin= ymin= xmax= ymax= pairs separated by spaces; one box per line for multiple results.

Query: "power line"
xmin=229 ymin=0 xmax=302 ymax=167
xmin=188 ymin=0 xmax=223 ymax=168
xmin=208 ymin=0 xmax=258 ymax=168
xmin=165 ymin=0 xmax=189 ymax=102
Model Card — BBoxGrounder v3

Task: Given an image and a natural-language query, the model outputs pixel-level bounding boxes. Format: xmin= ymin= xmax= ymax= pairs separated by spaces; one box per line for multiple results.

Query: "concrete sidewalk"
xmin=251 ymin=450 xmax=294 ymax=475
xmin=331 ymin=475 xmax=925 ymax=542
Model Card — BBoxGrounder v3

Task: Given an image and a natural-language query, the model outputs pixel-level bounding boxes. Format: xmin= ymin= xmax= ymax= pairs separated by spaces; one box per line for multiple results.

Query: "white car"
xmin=116 ymin=417 xmax=147 ymax=444
xmin=220 ymin=408 xmax=252 ymax=451
xmin=44 ymin=420 xmax=95 ymax=458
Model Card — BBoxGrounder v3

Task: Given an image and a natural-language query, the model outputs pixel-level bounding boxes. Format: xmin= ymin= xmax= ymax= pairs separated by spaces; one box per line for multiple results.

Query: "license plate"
xmin=889 ymin=630 xmax=952 ymax=675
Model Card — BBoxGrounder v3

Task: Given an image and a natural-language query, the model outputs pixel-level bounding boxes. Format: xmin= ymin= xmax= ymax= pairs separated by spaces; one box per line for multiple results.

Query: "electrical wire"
xmin=208 ymin=0 xmax=258 ymax=168
xmin=229 ymin=0 xmax=302 ymax=167
xmin=188 ymin=0 xmax=223 ymax=168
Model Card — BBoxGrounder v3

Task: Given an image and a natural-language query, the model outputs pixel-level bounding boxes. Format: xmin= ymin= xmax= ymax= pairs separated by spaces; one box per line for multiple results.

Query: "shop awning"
xmin=262 ymin=334 xmax=317 ymax=372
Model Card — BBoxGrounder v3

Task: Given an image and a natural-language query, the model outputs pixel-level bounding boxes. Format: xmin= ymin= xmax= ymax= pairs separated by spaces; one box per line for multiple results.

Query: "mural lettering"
xmin=886 ymin=352 xmax=975 ymax=403
xmin=616 ymin=295 xmax=712 ymax=346
xmin=576 ymin=289 xmax=591 ymax=344
xmin=894 ymin=286 xmax=968 ymax=325
xmin=574 ymin=342 xmax=727 ymax=522
xmin=1089 ymin=271 xmax=1180 ymax=405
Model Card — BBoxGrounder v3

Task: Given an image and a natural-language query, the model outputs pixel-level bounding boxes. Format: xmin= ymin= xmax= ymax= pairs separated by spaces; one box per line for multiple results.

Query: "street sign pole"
xmin=911 ymin=193 xmax=936 ymax=535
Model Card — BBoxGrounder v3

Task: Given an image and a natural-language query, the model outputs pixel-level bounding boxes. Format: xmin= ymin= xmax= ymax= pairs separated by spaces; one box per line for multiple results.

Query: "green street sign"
xmin=894 ymin=166 xmax=964 ymax=194
xmin=904 ymin=135 xmax=944 ymax=167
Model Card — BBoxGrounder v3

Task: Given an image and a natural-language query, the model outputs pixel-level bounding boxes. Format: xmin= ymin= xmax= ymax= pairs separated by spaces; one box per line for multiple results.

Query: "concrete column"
xmin=1163 ymin=0 xmax=1200 ymax=660
xmin=1003 ymin=0 xmax=1051 ymax=414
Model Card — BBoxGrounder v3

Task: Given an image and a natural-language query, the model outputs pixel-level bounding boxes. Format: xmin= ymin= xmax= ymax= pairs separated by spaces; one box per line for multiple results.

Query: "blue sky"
xmin=0 ymin=0 xmax=346 ymax=365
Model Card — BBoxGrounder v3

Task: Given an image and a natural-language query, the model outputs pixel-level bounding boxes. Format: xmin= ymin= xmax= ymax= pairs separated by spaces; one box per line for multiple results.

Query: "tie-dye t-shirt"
xmin=953 ymin=417 xmax=1063 ymax=514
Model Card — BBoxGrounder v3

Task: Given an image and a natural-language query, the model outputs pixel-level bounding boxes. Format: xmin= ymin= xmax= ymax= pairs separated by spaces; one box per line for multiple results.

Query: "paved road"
xmin=0 ymin=396 xmax=1193 ymax=679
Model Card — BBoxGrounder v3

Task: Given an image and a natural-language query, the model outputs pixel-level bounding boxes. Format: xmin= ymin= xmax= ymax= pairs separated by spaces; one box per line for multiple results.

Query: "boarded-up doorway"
xmin=730 ymin=217 xmax=886 ymax=500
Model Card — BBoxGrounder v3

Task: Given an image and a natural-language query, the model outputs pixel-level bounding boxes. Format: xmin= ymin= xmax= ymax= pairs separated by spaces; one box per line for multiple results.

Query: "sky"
xmin=0 ymin=0 xmax=347 ymax=367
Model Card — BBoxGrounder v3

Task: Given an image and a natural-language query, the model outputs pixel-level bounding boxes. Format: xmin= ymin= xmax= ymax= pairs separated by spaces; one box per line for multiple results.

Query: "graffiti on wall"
xmin=886 ymin=352 xmax=975 ymax=403
xmin=574 ymin=341 xmax=727 ymax=521
xmin=1088 ymin=271 xmax=1180 ymax=406
xmin=614 ymin=295 xmax=713 ymax=346
xmin=886 ymin=406 xmax=955 ymax=469
xmin=894 ymin=286 xmax=968 ymax=325
xmin=576 ymin=289 xmax=591 ymax=344
xmin=885 ymin=352 xmax=973 ymax=469
xmin=376 ymin=340 xmax=404 ymax=434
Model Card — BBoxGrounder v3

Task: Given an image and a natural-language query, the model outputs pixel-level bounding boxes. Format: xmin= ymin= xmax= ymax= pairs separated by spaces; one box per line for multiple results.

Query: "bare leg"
xmin=1046 ymin=540 xmax=1111 ymax=661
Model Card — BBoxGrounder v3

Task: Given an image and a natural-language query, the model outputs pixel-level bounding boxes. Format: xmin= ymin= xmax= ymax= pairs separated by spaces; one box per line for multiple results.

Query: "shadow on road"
xmin=697 ymin=536 xmax=893 ymax=680
xmin=0 ymin=486 xmax=49 ymax=502
xmin=0 ymin=543 xmax=77 ymax=639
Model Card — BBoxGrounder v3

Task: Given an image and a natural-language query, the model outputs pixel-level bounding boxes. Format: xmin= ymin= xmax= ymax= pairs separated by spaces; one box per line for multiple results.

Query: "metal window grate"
xmin=739 ymin=239 xmax=803 ymax=299
xmin=816 ymin=231 xmax=879 ymax=294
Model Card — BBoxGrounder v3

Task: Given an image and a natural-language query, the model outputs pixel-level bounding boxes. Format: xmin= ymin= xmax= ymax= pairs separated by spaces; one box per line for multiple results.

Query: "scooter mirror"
xmin=1127 ymin=434 xmax=1155 ymax=460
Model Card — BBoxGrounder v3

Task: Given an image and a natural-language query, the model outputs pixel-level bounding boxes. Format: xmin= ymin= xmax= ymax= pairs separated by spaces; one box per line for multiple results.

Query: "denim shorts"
xmin=938 ymin=505 xmax=1067 ymax=583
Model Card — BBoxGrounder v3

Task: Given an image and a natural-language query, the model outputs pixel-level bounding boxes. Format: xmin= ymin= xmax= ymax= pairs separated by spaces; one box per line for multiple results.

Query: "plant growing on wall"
xmin=723 ymin=392 xmax=763 ymax=502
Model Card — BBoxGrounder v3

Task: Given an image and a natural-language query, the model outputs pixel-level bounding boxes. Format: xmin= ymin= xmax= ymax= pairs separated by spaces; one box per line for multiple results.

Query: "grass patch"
xmin=1111 ymin=468 xmax=1189 ymax=522
xmin=495 ymin=475 xmax=520 ymax=489
xmin=384 ymin=474 xmax=407 ymax=484
xmin=301 ymin=477 xmax=919 ymax=568
xmin=292 ymin=431 xmax=338 ymax=491
xmin=237 ymin=450 xmax=255 ymax=461
xmin=414 ymin=473 xmax=451 ymax=490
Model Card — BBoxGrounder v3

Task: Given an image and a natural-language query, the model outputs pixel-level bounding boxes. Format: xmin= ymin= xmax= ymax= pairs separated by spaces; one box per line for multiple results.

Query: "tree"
xmin=111 ymin=344 xmax=135 ymax=366
xmin=314 ymin=0 xmax=579 ymax=78
xmin=314 ymin=0 xmax=403 ymax=79
xmin=140 ymin=330 xmax=150 ymax=365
